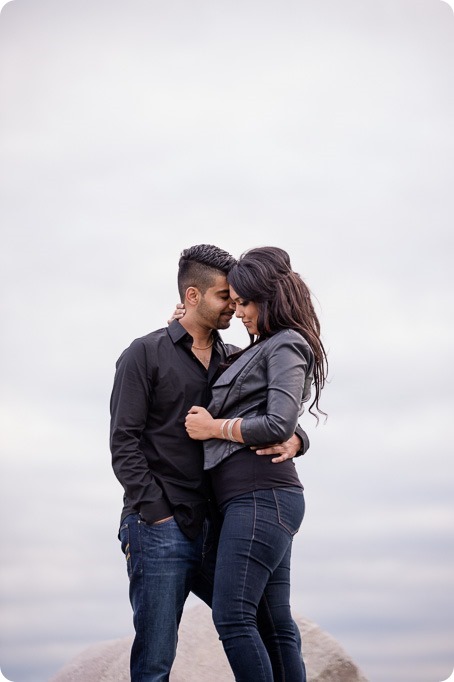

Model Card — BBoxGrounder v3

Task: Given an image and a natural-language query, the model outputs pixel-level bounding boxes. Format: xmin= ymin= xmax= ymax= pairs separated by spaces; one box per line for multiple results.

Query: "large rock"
xmin=50 ymin=604 xmax=368 ymax=681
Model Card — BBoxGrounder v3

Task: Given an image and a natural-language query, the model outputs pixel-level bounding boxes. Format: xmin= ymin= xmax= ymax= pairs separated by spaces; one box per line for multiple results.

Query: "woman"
xmin=184 ymin=246 xmax=328 ymax=682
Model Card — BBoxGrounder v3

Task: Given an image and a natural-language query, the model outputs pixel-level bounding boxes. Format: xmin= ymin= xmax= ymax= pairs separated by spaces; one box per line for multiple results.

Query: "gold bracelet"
xmin=227 ymin=417 xmax=240 ymax=442
xmin=220 ymin=419 xmax=229 ymax=439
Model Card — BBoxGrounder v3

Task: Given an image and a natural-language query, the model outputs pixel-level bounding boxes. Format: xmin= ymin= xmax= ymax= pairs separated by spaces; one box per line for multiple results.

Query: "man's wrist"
xmin=139 ymin=500 xmax=173 ymax=525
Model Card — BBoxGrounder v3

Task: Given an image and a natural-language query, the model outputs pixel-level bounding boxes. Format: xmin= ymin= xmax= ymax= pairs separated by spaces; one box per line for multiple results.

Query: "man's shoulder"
xmin=134 ymin=327 xmax=168 ymax=345
xmin=118 ymin=327 xmax=169 ymax=358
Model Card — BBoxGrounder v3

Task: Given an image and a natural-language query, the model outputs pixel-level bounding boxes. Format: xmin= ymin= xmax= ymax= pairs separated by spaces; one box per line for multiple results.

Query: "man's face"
xmin=197 ymin=274 xmax=235 ymax=330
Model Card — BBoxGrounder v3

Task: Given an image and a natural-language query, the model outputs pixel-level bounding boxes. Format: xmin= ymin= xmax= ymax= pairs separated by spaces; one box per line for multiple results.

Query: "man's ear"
xmin=185 ymin=286 xmax=200 ymax=307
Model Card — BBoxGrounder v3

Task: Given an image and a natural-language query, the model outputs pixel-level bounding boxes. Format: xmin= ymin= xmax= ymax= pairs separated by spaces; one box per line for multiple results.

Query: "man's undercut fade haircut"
xmin=177 ymin=244 xmax=237 ymax=300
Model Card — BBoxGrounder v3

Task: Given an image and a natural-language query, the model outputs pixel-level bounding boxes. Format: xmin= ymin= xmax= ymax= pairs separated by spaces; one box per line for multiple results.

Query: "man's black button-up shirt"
xmin=110 ymin=320 xmax=238 ymax=538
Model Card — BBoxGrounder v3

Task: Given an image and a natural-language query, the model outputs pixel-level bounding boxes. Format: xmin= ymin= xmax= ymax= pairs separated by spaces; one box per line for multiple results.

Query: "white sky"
xmin=1 ymin=1 xmax=453 ymax=681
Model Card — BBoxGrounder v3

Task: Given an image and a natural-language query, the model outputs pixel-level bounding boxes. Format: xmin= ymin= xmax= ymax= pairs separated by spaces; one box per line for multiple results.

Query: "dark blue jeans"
xmin=119 ymin=514 xmax=215 ymax=682
xmin=212 ymin=487 xmax=306 ymax=682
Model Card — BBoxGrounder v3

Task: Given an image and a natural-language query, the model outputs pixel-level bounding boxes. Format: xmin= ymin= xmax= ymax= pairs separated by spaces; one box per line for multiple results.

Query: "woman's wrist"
xmin=217 ymin=417 xmax=242 ymax=442
xmin=219 ymin=419 xmax=230 ymax=439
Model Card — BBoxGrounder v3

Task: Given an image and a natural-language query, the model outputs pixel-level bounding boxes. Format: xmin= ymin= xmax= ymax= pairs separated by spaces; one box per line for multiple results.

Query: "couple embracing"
xmin=110 ymin=243 xmax=327 ymax=681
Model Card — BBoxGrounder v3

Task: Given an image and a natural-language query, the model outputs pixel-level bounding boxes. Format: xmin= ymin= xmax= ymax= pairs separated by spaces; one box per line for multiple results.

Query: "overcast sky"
xmin=1 ymin=1 xmax=453 ymax=681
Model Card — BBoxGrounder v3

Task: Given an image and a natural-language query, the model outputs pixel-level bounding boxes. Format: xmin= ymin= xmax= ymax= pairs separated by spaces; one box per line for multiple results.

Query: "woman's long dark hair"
xmin=227 ymin=246 xmax=328 ymax=421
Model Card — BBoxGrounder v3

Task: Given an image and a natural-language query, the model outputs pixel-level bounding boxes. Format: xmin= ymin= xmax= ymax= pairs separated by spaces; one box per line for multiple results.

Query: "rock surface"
xmin=50 ymin=603 xmax=369 ymax=681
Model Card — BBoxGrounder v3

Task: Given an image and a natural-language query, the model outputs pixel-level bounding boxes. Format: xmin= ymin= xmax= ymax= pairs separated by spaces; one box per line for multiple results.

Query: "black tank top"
xmin=209 ymin=445 xmax=303 ymax=507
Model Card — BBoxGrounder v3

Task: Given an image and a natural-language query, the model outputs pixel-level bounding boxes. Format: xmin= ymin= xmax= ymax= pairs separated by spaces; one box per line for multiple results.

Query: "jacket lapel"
xmin=210 ymin=342 xmax=265 ymax=417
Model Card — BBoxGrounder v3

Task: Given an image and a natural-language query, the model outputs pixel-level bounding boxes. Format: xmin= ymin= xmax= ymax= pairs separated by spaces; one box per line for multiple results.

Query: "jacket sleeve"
xmin=294 ymin=423 xmax=310 ymax=456
xmin=240 ymin=334 xmax=313 ymax=446
xmin=109 ymin=339 xmax=172 ymax=523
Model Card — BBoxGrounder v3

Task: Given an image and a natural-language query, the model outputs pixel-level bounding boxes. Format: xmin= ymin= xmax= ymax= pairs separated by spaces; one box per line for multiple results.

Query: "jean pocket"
xmin=273 ymin=487 xmax=305 ymax=536
xmin=139 ymin=515 xmax=176 ymax=529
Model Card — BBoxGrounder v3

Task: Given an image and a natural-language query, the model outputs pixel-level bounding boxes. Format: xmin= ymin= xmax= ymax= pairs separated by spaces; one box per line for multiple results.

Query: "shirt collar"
xmin=167 ymin=320 xmax=222 ymax=347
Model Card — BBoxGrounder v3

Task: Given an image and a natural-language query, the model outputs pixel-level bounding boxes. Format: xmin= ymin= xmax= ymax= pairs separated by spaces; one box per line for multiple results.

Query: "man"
xmin=110 ymin=244 xmax=309 ymax=681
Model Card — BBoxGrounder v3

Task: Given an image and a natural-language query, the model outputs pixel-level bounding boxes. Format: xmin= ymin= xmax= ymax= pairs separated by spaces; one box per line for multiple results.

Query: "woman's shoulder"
xmin=267 ymin=329 xmax=313 ymax=357
xmin=268 ymin=328 xmax=309 ymax=345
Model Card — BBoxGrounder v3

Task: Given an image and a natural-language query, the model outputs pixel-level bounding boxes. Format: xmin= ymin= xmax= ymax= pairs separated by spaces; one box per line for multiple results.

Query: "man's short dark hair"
xmin=177 ymin=244 xmax=237 ymax=300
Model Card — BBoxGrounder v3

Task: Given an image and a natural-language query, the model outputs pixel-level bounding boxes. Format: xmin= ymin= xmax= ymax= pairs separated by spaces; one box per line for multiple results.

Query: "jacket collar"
xmin=213 ymin=341 xmax=265 ymax=387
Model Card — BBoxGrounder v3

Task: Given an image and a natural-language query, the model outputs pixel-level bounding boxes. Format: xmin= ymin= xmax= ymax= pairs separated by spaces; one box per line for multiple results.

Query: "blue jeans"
xmin=212 ymin=487 xmax=306 ymax=682
xmin=119 ymin=514 xmax=215 ymax=682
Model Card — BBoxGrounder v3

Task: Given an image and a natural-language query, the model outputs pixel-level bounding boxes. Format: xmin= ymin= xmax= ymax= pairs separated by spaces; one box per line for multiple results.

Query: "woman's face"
xmin=229 ymin=286 xmax=259 ymax=336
